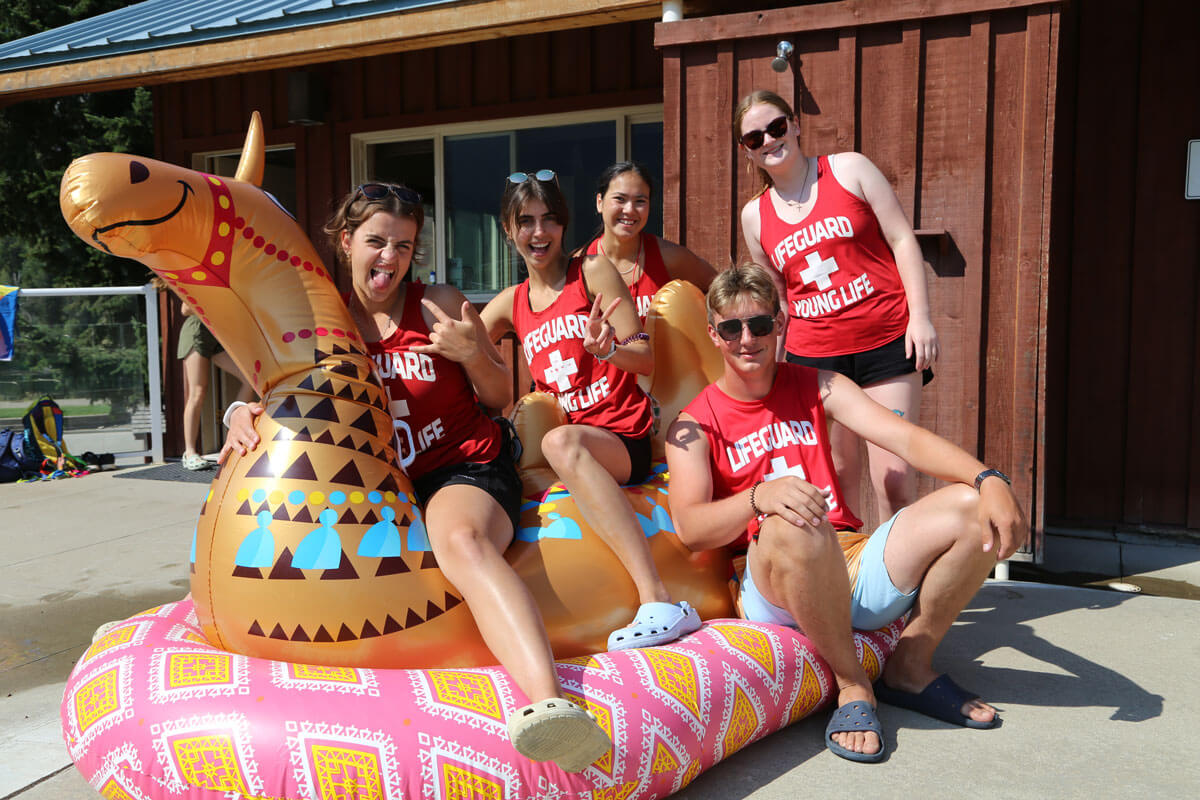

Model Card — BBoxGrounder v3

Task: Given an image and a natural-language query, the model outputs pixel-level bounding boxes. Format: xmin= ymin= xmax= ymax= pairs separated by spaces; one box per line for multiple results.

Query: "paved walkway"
xmin=2 ymin=470 xmax=1197 ymax=799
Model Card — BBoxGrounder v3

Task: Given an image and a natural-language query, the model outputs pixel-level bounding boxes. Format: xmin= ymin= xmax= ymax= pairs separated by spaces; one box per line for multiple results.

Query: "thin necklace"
xmin=778 ymin=156 xmax=812 ymax=209
xmin=599 ymin=236 xmax=643 ymax=276
xmin=353 ymin=295 xmax=400 ymax=341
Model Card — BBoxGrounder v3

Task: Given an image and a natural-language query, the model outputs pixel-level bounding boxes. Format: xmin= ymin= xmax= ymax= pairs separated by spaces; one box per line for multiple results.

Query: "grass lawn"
xmin=0 ymin=403 xmax=112 ymax=419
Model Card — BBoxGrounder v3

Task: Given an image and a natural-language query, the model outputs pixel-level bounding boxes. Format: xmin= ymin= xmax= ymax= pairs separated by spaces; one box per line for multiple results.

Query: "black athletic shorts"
xmin=411 ymin=422 xmax=524 ymax=533
xmin=617 ymin=432 xmax=653 ymax=486
xmin=786 ymin=333 xmax=933 ymax=388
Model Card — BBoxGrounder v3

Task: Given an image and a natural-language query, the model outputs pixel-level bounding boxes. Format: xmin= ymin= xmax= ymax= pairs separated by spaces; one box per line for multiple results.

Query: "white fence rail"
xmin=16 ymin=284 xmax=163 ymax=463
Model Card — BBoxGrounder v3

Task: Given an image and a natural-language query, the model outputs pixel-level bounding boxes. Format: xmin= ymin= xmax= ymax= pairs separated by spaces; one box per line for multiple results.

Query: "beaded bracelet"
xmin=619 ymin=332 xmax=649 ymax=346
xmin=749 ymin=480 xmax=764 ymax=516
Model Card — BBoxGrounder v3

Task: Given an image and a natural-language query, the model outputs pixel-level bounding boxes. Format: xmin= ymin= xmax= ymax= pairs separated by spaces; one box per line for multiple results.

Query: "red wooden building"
xmin=2 ymin=0 xmax=1197 ymax=579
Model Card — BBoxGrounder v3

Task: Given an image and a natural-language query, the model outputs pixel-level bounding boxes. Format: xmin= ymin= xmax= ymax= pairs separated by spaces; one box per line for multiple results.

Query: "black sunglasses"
xmin=507 ymin=169 xmax=557 ymax=184
xmin=715 ymin=314 xmax=777 ymax=342
xmin=738 ymin=115 xmax=791 ymax=150
xmin=356 ymin=183 xmax=422 ymax=204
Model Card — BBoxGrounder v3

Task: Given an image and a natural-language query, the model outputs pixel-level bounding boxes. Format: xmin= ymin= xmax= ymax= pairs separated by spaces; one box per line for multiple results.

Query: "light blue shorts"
xmin=740 ymin=510 xmax=917 ymax=632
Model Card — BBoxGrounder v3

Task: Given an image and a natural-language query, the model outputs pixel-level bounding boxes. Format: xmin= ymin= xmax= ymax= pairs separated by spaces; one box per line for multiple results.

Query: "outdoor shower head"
xmin=771 ymin=40 xmax=794 ymax=73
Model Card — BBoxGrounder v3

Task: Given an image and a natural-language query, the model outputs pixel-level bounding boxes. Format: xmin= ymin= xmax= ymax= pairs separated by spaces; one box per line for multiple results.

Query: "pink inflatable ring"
xmin=62 ymin=597 xmax=901 ymax=799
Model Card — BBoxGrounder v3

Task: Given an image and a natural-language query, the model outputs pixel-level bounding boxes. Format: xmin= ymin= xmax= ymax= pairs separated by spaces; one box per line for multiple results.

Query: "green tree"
xmin=0 ymin=1 xmax=155 ymax=414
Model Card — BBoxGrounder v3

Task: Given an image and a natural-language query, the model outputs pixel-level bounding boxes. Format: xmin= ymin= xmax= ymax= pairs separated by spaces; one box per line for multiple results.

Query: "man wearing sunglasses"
xmin=665 ymin=264 xmax=1027 ymax=764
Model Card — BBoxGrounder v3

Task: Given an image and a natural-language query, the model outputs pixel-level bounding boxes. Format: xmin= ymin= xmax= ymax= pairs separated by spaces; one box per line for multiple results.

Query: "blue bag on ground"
xmin=0 ymin=428 xmax=26 ymax=482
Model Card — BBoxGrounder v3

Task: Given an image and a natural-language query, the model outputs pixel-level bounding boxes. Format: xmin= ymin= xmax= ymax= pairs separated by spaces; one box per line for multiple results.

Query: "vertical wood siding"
xmin=1048 ymin=0 xmax=1200 ymax=532
xmin=658 ymin=2 xmax=1060 ymax=536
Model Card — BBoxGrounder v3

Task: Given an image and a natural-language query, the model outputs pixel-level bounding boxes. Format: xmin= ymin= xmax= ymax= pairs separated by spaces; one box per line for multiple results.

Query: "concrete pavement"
xmin=2 ymin=470 xmax=1197 ymax=799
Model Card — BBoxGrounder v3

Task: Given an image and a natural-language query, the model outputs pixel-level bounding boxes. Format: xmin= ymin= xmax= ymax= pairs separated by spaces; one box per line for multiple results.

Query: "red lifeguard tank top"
xmin=366 ymin=283 xmax=501 ymax=478
xmin=585 ymin=234 xmax=670 ymax=322
xmin=682 ymin=362 xmax=862 ymax=549
xmin=512 ymin=259 xmax=654 ymax=438
xmin=757 ymin=155 xmax=909 ymax=357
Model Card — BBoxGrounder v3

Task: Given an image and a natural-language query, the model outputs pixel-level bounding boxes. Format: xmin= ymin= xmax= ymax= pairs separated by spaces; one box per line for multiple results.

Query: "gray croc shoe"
xmin=607 ymin=600 xmax=702 ymax=651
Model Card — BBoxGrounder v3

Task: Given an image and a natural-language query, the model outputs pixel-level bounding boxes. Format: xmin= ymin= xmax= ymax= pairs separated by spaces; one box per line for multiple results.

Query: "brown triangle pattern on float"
xmin=444 ymin=592 xmax=463 ymax=611
xmin=360 ymin=620 xmax=381 ymax=639
xmin=375 ymin=556 xmax=410 ymax=576
xmin=245 ymin=451 xmax=277 ymax=478
xmin=320 ymin=551 xmax=359 ymax=580
xmin=421 ymin=551 xmax=438 ymax=570
xmin=376 ymin=473 xmax=401 ymax=494
xmin=291 ymin=625 xmax=310 ymax=642
xmin=272 ymin=505 xmax=291 ymax=521
xmin=425 ymin=599 xmax=444 ymax=621
xmin=272 ymin=427 xmax=295 ymax=442
xmin=297 ymin=375 xmax=316 ymax=392
xmin=248 ymin=620 xmax=266 ymax=637
xmin=313 ymin=625 xmax=334 ymax=643
xmin=294 ymin=427 xmax=314 ymax=443
xmin=374 ymin=446 xmax=392 ymax=462
xmin=405 ymin=608 xmax=423 ymax=628
xmin=330 ymin=460 xmax=366 ymax=487
xmin=281 ymin=452 xmax=318 ymax=481
xmin=273 ymin=395 xmax=304 ymax=419
xmin=314 ymin=378 xmax=334 ymax=396
xmin=269 ymin=624 xmax=289 ymax=641
xmin=383 ymin=614 xmax=403 ymax=634
xmin=291 ymin=506 xmax=314 ymax=524
xmin=331 ymin=343 xmax=350 ymax=355
xmin=233 ymin=566 xmax=263 ymax=579
xmin=313 ymin=347 xmax=331 ymax=363
xmin=268 ymin=547 xmax=305 ymax=580
xmin=255 ymin=501 xmax=272 ymax=515
xmin=338 ymin=507 xmax=359 ymax=525
xmin=335 ymin=434 xmax=356 ymax=450
xmin=306 ymin=397 xmax=339 ymax=422
xmin=330 ymin=361 xmax=360 ymax=379
xmin=315 ymin=430 xmax=336 ymax=446
xmin=357 ymin=441 xmax=375 ymax=456
xmin=337 ymin=383 xmax=355 ymax=400
xmin=360 ymin=509 xmax=379 ymax=525
xmin=349 ymin=409 xmax=378 ymax=435
xmin=336 ymin=624 xmax=357 ymax=642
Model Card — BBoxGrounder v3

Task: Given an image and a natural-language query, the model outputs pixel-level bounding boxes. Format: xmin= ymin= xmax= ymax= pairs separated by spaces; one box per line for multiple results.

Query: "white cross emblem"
xmin=764 ymin=455 xmax=807 ymax=482
xmin=800 ymin=251 xmax=839 ymax=290
xmin=544 ymin=350 xmax=578 ymax=391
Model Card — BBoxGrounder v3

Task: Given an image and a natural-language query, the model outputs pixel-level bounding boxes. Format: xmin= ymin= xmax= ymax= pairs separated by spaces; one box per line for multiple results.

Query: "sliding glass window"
xmin=353 ymin=106 xmax=662 ymax=299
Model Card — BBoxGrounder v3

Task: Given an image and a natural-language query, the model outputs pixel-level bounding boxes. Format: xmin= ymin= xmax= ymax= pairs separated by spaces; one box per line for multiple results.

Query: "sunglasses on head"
xmin=738 ymin=115 xmax=791 ymax=150
xmin=715 ymin=314 xmax=777 ymax=342
xmin=356 ymin=183 xmax=422 ymax=205
xmin=507 ymin=169 xmax=557 ymax=184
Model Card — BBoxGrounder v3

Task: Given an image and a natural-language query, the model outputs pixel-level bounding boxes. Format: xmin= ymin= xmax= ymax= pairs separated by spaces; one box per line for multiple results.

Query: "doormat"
xmin=113 ymin=461 xmax=220 ymax=484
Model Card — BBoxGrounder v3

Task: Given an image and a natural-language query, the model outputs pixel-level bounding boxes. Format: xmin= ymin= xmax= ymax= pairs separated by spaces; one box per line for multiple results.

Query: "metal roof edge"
xmin=0 ymin=0 xmax=456 ymax=74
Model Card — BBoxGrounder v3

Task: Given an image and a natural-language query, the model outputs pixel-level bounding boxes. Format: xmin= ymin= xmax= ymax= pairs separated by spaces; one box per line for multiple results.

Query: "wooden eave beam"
xmin=0 ymin=0 xmax=662 ymax=102
xmin=655 ymin=0 xmax=1061 ymax=46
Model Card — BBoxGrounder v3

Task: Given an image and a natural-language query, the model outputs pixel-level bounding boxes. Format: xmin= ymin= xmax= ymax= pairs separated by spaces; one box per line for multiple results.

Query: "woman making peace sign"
xmin=223 ymin=182 xmax=612 ymax=773
xmin=482 ymin=170 xmax=701 ymax=654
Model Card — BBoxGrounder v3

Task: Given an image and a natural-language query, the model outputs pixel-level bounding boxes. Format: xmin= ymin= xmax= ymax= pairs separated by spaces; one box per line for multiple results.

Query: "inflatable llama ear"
xmin=59 ymin=114 xmax=733 ymax=668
